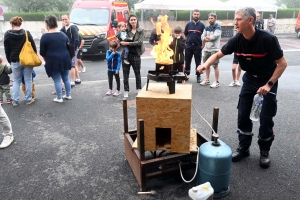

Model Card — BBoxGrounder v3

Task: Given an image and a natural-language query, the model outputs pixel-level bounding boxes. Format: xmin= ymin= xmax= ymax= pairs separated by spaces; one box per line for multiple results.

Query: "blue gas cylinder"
xmin=198 ymin=134 xmax=232 ymax=199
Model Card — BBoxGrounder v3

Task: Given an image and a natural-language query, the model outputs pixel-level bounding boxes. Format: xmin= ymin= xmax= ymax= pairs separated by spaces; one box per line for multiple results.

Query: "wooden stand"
xmin=123 ymin=99 xmax=209 ymax=191
xmin=136 ymin=83 xmax=193 ymax=153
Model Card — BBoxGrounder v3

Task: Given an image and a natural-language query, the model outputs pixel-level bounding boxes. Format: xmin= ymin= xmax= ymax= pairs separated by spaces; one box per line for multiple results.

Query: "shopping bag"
xmin=19 ymin=30 xmax=42 ymax=67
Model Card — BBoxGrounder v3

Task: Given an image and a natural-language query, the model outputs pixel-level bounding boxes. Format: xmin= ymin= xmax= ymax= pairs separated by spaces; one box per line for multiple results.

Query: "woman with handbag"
xmin=40 ymin=14 xmax=72 ymax=103
xmin=4 ymin=16 xmax=37 ymax=106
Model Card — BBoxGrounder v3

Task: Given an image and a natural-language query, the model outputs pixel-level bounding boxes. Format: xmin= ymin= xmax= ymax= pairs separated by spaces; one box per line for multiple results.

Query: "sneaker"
xmin=106 ymin=89 xmax=112 ymax=95
xmin=124 ymin=91 xmax=129 ymax=98
xmin=235 ymin=81 xmax=241 ymax=86
xmin=200 ymin=80 xmax=210 ymax=86
xmin=71 ymin=84 xmax=76 ymax=88
xmin=229 ymin=81 xmax=241 ymax=87
xmin=7 ymin=99 xmax=11 ymax=104
xmin=26 ymin=98 xmax=35 ymax=105
xmin=124 ymin=59 xmax=130 ymax=65
xmin=196 ymin=76 xmax=201 ymax=83
xmin=210 ymin=81 xmax=220 ymax=88
xmin=63 ymin=95 xmax=72 ymax=100
xmin=82 ymin=67 xmax=86 ymax=73
xmin=75 ymin=79 xmax=81 ymax=84
xmin=0 ymin=135 xmax=14 ymax=148
xmin=53 ymin=97 xmax=63 ymax=103
xmin=12 ymin=102 xmax=18 ymax=107
xmin=137 ymin=89 xmax=141 ymax=94
xmin=113 ymin=90 xmax=120 ymax=96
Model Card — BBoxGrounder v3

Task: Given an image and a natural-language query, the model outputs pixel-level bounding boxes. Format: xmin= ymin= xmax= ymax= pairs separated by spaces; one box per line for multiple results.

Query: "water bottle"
xmin=250 ymin=94 xmax=263 ymax=121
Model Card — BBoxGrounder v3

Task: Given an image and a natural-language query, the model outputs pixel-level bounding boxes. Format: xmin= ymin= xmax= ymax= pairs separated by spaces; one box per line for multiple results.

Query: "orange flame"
xmin=151 ymin=15 xmax=174 ymax=65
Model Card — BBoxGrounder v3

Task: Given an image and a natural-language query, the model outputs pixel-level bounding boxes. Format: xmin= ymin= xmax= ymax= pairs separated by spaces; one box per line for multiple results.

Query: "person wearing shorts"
xmin=199 ymin=13 xmax=221 ymax=88
xmin=76 ymin=34 xmax=86 ymax=73
xmin=228 ymin=53 xmax=242 ymax=87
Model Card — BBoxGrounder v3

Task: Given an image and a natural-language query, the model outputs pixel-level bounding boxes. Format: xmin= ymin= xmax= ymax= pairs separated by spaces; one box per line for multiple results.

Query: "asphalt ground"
xmin=0 ymin=34 xmax=299 ymax=199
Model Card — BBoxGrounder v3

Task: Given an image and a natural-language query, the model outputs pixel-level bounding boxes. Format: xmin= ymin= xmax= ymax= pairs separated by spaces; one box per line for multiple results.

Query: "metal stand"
xmin=122 ymin=99 xmax=209 ymax=191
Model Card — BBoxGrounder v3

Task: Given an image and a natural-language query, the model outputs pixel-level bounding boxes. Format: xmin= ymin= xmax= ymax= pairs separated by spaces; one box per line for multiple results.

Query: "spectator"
xmin=267 ymin=14 xmax=276 ymax=34
xmin=184 ymin=9 xmax=205 ymax=83
xmin=116 ymin=22 xmax=132 ymax=65
xmin=40 ymin=14 xmax=72 ymax=103
xmin=169 ymin=26 xmax=185 ymax=83
xmin=22 ymin=70 xmax=36 ymax=99
xmin=149 ymin=16 xmax=163 ymax=46
xmin=119 ymin=14 xmax=145 ymax=98
xmin=255 ymin=13 xmax=264 ymax=29
xmin=77 ymin=34 xmax=86 ymax=73
xmin=200 ymin=13 xmax=222 ymax=88
xmin=60 ymin=14 xmax=81 ymax=87
xmin=105 ymin=41 xmax=121 ymax=96
xmin=228 ymin=53 xmax=242 ymax=87
xmin=0 ymin=105 xmax=14 ymax=148
xmin=4 ymin=16 xmax=36 ymax=106
xmin=0 ymin=55 xmax=12 ymax=104
xmin=197 ymin=7 xmax=287 ymax=168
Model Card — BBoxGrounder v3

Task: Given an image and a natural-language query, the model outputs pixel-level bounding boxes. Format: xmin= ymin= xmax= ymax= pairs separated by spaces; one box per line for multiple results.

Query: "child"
xmin=116 ymin=22 xmax=132 ymax=65
xmin=22 ymin=69 xmax=36 ymax=99
xmin=106 ymin=41 xmax=121 ymax=96
xmin=0 ymin=55 xmax=12 ymax=104
xmin=169 ymin=27 xmax=185 ymax=83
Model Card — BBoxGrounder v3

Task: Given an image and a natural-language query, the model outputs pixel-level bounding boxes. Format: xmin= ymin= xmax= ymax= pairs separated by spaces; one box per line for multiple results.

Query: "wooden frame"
xmin=123 ymin=99 xmax=209 ymax=191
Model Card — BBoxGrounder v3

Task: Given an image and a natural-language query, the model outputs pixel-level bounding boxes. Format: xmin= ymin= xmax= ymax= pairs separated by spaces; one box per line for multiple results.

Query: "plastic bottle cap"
xmin=192 ymin=187 xmax=198 ymax=192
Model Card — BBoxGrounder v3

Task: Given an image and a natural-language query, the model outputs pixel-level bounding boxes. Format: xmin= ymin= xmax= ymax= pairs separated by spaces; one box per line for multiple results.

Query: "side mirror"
xmin=112 ymin=19 xmax=118 ymax=28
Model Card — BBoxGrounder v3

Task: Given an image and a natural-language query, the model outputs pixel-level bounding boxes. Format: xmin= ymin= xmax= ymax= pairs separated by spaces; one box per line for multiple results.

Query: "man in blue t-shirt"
xmin=197 ymin=7 xmax=287 ymax=169
xmin=184 ymin=9 xmax=205 ymax=83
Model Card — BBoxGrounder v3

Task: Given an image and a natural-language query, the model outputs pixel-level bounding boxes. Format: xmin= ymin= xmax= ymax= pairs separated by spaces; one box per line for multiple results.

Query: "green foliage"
xmin=1 ymin=0 xmax=74 ymax=12
xmin=276 ymin=0 xmax=300 ymax=8
xmin=124 ymin=0 xmax=140 ymax=10
xmin=3 ymin=8 xmax=300 ymax=22
xmin=3 ymin=12 xmax=69 ymax=21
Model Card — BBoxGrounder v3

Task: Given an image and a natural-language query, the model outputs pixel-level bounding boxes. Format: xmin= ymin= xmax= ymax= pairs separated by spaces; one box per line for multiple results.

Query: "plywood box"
xmin=136 ymin=83 xmax=192 ymax=153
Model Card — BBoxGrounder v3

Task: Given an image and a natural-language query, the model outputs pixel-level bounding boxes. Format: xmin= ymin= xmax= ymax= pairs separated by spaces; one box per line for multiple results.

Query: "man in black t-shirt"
xmin=184 ymin=9 xmax=205 ymax=83
xmin=197 ymin=7 xmax=287 ymax=168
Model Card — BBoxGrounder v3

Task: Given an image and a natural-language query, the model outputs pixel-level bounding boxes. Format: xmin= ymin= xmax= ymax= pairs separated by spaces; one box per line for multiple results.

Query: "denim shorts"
xmin=72 ymin=49 xmax=79 ymax=67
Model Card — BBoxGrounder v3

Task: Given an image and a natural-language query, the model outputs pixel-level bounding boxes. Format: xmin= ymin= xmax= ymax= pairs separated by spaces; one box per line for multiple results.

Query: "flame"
xmin=151 ymin=15 xmax=174 ymax=65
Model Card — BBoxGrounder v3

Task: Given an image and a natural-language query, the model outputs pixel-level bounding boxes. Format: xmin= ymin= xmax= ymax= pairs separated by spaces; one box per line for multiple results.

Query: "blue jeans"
xmin=11 ymin=62 xmax=33 ymax=103
xmin=51 ymin=70 xmax=71 ymax=99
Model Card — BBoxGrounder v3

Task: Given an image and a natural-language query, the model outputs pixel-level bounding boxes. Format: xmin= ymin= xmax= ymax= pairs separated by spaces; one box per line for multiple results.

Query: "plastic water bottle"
xmin=250 ymin=94 xmax=263 ymax=121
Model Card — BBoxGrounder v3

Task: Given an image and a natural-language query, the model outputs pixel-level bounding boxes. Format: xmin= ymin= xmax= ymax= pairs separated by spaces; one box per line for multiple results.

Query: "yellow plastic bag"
xmin=19 ymin=31 xmax=42 ymax=67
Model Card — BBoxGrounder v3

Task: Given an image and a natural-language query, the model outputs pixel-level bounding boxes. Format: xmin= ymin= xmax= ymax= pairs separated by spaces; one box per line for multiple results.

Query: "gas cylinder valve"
xmin=212 ymin=133 xmax=220 ymax=146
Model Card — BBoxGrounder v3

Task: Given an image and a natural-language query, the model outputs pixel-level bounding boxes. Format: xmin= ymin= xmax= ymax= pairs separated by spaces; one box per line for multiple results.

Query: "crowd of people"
xmin=0 ymin=8 xmax=286 ymax=169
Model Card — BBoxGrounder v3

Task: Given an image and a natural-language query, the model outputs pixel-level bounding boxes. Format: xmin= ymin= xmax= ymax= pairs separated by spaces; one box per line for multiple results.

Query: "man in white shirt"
xmin=267 ymin=14 xmax=276 ymax=34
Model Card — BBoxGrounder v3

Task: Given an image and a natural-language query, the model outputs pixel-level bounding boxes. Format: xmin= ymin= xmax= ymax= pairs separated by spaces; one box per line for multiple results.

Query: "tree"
xmin=1 ymin=0 xmax=74 ymax=12
xmin=124 ymin=0 xmax=141 ymax=11
xmin=276 ymin=0 xmax=300 ymax=8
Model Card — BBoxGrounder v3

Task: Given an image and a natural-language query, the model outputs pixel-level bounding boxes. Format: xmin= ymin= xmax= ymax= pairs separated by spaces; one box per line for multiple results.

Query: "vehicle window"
xmin=70 ymin=8 xmax=109 ymax=25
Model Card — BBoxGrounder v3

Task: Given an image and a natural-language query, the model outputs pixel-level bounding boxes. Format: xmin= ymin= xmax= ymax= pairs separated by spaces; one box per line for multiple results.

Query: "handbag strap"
xmin=24 ymin=30 xmax=28 ymax=42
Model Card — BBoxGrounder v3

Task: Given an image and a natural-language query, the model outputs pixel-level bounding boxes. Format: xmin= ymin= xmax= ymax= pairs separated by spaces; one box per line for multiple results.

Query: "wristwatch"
xmin=267 ymin=81 xmax=274 ymax=87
